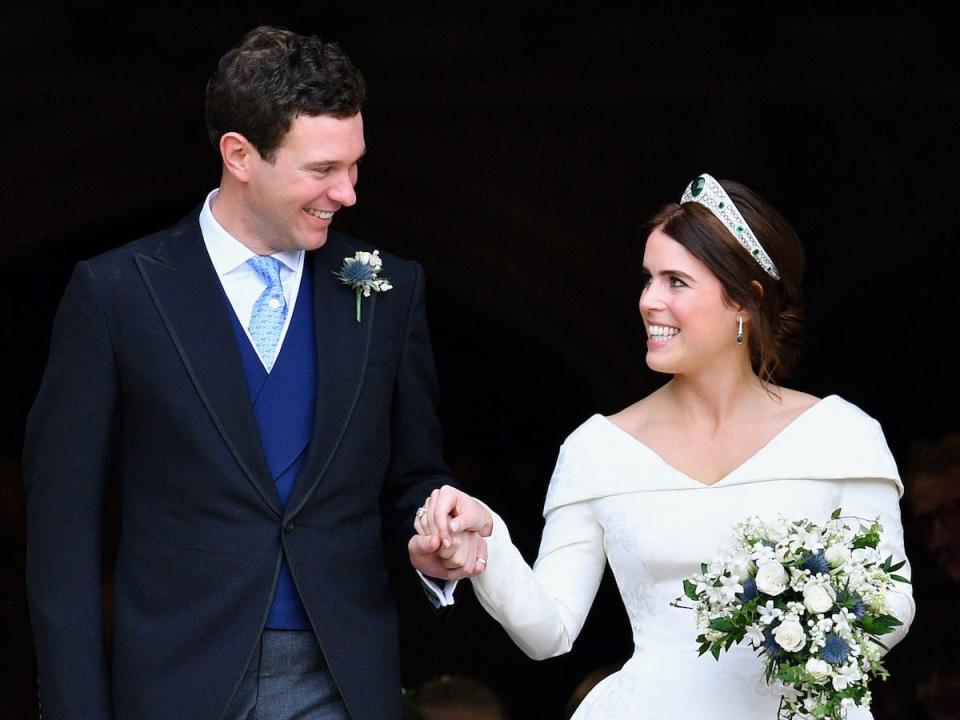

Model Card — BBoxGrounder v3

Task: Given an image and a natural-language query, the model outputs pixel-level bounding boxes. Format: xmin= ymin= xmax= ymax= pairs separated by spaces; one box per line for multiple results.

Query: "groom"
xmin=25 ymin=26 xmax=481 ymax=720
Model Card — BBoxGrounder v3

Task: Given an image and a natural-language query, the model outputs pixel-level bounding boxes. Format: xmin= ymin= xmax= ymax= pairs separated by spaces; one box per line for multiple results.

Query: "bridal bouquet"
xmin=678 ymin=509 xmax=908 ymax=719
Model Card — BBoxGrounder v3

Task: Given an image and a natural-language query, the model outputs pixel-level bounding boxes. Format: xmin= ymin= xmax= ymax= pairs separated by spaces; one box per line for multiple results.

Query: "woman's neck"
xmin=664 ymin=364 xmax=772 ymax=430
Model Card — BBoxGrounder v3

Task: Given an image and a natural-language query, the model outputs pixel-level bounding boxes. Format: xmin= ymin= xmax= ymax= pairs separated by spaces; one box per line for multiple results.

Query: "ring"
xmin=415 ymin=507 xmax=426 ymax=519
xmin=477 ymin=557 xmax=487 ymax=566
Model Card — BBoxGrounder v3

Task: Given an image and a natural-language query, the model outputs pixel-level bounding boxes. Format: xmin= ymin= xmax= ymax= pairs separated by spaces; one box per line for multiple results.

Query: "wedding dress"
xmin=471 ymin=396 xmax=914 ymax=719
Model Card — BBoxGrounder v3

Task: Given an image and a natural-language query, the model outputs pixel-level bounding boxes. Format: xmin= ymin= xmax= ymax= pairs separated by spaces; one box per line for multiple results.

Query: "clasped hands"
xmin=407 ymin=485 xmax=494 ymax=581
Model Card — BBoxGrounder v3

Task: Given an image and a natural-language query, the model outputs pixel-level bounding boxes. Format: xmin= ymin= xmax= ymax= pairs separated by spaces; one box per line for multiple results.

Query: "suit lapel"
xmin=135 ymin=211 xmax=281 ymax=515
xmin=284 ymin=234 xmax=375 ymax=519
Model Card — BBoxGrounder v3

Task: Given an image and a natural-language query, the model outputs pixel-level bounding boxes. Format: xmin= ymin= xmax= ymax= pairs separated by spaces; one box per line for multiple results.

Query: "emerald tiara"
xmin=680 ymin=173 xmax=780 ymax=280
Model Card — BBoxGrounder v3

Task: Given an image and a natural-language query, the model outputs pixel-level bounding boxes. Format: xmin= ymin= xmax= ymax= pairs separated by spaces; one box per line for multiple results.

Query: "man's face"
xmin=910 ymin=471 xmax=960 ymax=583
xmin=243 ymin=112 xmax=365 ymax=253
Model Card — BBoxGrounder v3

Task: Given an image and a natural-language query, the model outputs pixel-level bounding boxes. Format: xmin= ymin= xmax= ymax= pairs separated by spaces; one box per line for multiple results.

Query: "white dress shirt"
xmin=199 ymin=189 xmax=304 ymax=371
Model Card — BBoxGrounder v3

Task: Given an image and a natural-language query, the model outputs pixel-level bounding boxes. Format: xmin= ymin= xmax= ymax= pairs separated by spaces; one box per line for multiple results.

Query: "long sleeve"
xmin=839 ymin=474 xmax=915 ymax=652
xmin=469 ymin=500 xmax=606 ymax=660
xmin=379 ymin=261 xmax=458 ymax=601
xmin=24 ymin=262 xmax=116 ymax=719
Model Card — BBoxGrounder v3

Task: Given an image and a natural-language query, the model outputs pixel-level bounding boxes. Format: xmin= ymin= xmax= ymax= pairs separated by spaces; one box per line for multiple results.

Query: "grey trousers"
xmin=224 ymin=630 xmax=350 ymax=720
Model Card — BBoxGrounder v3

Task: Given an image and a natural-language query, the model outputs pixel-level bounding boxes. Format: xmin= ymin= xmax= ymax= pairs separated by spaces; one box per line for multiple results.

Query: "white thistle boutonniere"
xmin=334 ymin=250 xmax=392 ymax=323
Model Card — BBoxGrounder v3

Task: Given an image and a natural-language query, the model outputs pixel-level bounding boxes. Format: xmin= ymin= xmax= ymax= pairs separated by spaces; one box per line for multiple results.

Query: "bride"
xmin=413 ymin=174 xmax=915 ymax=718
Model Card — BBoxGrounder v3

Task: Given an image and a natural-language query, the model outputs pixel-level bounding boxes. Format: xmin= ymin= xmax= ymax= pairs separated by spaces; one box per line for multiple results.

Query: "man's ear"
xmin=219 ymin=132 xmax=257 ymax=183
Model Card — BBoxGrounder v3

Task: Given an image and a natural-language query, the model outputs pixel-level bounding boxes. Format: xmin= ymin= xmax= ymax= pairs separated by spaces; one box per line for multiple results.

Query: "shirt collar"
xmin=199 ymin=189 xmax=302 ymax=275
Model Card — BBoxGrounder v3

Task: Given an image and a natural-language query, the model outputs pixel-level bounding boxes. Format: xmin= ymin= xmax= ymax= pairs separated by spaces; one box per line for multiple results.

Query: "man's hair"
xmin=205 ymin=25 xmax=366 ymax=162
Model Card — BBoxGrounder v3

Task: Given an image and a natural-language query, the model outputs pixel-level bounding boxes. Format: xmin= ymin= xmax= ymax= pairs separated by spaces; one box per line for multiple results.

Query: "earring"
xmin=736 ymin=316 xmax=744 ymax=345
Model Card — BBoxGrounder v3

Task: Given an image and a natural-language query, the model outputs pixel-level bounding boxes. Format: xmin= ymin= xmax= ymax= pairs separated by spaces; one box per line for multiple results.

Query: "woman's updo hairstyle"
xmin=644 ymin=179 xmax=805 ymax=386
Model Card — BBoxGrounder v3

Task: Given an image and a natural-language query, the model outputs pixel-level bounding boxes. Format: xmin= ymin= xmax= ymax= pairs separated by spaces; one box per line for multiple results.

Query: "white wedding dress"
xmin=472 ymin=396 xmax=914 ymax=719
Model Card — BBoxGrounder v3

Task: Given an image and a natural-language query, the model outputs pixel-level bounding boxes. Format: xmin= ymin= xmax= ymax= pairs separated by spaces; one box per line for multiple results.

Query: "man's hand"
xmin=408 ymin=530 xmax=487 ymax=580
xmin=408 ymin=485 xmax=494 ymax=579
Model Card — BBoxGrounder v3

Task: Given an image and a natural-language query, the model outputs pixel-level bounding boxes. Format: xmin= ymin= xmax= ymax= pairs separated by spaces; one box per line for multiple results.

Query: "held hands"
xmin=407 ymin=485 xmax=494 ymax=581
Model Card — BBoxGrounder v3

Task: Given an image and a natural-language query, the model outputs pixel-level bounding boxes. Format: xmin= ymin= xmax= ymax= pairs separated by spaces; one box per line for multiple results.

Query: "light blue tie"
xmin=246 ymin=256 xmax=288 ymax=372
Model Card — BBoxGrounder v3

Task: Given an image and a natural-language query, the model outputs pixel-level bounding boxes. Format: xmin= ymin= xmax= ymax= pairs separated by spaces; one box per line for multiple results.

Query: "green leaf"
xmin=862 ymin=613 xmax=903 ymax=636
xmin=683 ymin=579 xmax=698 ymax=600
xmin=710 ymin=643 xmax=721 ymax=661
xmin=701 ymin=563 xmax=709 ymax=575
xmin=709 ymin=618 xmax=736 ymax=632
xmin=831 ymin=508 xmax=842 ymax=519
xmin=890 ymin=574 xmax=911 ymax=584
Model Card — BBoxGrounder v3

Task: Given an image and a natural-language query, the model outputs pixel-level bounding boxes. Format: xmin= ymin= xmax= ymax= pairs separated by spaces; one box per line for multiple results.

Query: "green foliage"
xmin=852 ymin=522 xmax=881 ymax=549
xmin=862 ymin=613 xmax=903 ymax=636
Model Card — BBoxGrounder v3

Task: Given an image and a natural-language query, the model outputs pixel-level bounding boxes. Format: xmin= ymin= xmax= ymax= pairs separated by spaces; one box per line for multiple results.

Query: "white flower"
xmin=803 ymin=580 xmax=837 ymax=614
xmin=334 ymin=250 xmax=392 ymax=322
xmin=751 ymin=544 xmax=777 ymax=564
xmin=851 ymin=547 xmax=881 ymax=566
xmin=786 ymin=601 xmax=806 ymax=616
xmin=830 ymin=608 xmax=854 ymax=640
xmin=758 ymin=601 xmax=784 ymax=626
xmin=755 ymin=561 xmax=789 ymax=596
xmin=726 ymin=552 xmax=753 ymax=583
xmin=824 ymin=543 xmax=851 ymax=568
xmin=773 ymin=617 xmax=806 ymax=652
xmin=765 ymin=518 xmax=790 ymax=542
xmin=805 ymin=657 xmax=833 ymax=684
xmin=832 ymin=663 xmax=862 ymax=691
xmin=745 ymin=623 xmax=766 ymax=647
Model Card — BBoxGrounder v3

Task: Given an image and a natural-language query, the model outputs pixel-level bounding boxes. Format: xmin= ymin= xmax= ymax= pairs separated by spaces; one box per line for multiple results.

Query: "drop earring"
xmin=736 ymin=316 xmax=744 ymax=345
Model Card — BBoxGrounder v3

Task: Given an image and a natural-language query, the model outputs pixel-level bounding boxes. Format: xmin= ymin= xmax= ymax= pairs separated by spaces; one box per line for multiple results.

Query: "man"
xmin=26 ymin=26 xmax=482 ymax=720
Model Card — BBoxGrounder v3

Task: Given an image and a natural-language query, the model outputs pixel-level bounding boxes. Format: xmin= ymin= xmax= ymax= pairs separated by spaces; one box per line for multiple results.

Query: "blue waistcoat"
xmin=225 ymin=260 xmax=316 ymax=629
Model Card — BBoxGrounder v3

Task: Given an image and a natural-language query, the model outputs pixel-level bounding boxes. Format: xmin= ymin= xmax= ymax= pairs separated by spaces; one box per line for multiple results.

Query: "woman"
xmin=416 ymin=174 xmax=914 ymax=718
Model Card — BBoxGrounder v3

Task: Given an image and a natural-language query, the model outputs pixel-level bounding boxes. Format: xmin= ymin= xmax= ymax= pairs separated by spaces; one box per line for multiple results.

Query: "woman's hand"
xmin=408 ymin=485 xmax=494 ymax=578
xmin=415 ymin=485 xmax=494 ymax=543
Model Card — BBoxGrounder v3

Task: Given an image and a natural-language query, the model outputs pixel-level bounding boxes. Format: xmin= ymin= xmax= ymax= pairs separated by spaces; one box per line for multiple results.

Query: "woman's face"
xmin=638 ymin=227 xmax=744 ymax=376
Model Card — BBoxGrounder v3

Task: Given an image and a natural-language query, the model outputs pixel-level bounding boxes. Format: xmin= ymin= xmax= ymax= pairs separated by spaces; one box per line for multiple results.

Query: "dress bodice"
xmin=471 ymin=396 xmax=914 ymax=719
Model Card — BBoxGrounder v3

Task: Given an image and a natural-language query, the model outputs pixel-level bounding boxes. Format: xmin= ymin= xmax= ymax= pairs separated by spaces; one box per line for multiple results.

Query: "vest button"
xmin=285 ymin=523 xmax=294 ymax=533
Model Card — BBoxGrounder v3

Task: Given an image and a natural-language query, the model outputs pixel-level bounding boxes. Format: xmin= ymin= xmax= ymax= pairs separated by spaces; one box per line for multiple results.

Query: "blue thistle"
xmin=820 ymin=633 xmax=850 ymax=665
xmin=837 ymin=590 xmax=866 ymax=620
xmin=762 ymin=630 xmax=782 ymax=659
xmin=802 ymin=552 xmax=830 ymax=575
xmin=738 ymin=578 xmax=758 ymax=602
xmin=335 ymin=259 xmax=376 ymax=286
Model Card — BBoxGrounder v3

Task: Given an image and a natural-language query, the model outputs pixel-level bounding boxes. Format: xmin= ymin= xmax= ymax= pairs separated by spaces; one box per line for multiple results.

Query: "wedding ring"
xmin=415 ymin=506 xmax=426 ymax=519
xmin=477 ymin=557 xmax=488 ymax=566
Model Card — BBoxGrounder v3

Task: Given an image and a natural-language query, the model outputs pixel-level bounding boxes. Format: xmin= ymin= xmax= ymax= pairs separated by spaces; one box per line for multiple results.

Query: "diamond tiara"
xmin=680 ymin=173 xmax=780 ymax=279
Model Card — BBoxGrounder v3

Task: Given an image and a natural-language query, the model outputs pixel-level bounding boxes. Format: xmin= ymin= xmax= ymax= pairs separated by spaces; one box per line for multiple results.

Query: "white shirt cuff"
xmin=417 ymin=571 xmax=458 ymax=607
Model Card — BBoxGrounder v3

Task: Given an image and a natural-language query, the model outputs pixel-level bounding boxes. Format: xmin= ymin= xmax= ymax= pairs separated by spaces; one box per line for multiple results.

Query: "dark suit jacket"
xmin=24 ymin=208 xmax=452 ymax=720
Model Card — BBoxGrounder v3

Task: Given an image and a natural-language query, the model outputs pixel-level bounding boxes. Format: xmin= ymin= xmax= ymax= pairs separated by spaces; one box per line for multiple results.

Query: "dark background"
xmin=2 ymin=4 xmax=958 ymax=718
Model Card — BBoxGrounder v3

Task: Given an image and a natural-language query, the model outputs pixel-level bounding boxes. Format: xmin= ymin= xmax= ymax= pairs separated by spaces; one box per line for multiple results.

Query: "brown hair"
xmin=205 ymin=26 xmax=366 ymax=162
xmin=644 ymin=179 xmax=805 ymax=386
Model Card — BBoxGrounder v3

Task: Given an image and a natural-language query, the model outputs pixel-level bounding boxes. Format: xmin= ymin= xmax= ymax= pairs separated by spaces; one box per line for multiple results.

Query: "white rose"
xmin=805 ymin=657 xmax=832 ymax=683
xmin=773 ymin=618 xmax=806 ymax=652
xmin=803 ymin=582 xmax=837 ymax=614
xmin=755 ymin=561 xmax=789 ymax=596
xmin=765 ymin=520 xmax=789 ymax=542
xmin=825 ymin=543 xmax=851 ymax=568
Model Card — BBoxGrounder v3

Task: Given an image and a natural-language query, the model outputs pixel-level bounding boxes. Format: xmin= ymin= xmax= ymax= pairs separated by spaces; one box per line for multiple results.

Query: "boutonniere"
xmin=334 ymin=250 xmax=393 ymax=323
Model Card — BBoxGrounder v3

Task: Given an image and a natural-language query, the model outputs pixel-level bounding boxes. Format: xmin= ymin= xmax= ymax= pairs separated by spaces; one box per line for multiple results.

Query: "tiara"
xmin=680 ymin=173 xmax=780 ymax=279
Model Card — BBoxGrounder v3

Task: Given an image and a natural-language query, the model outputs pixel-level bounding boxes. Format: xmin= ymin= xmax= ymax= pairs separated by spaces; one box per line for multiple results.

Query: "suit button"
xmin=285 ymin=523 xmax=294 ymax=533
